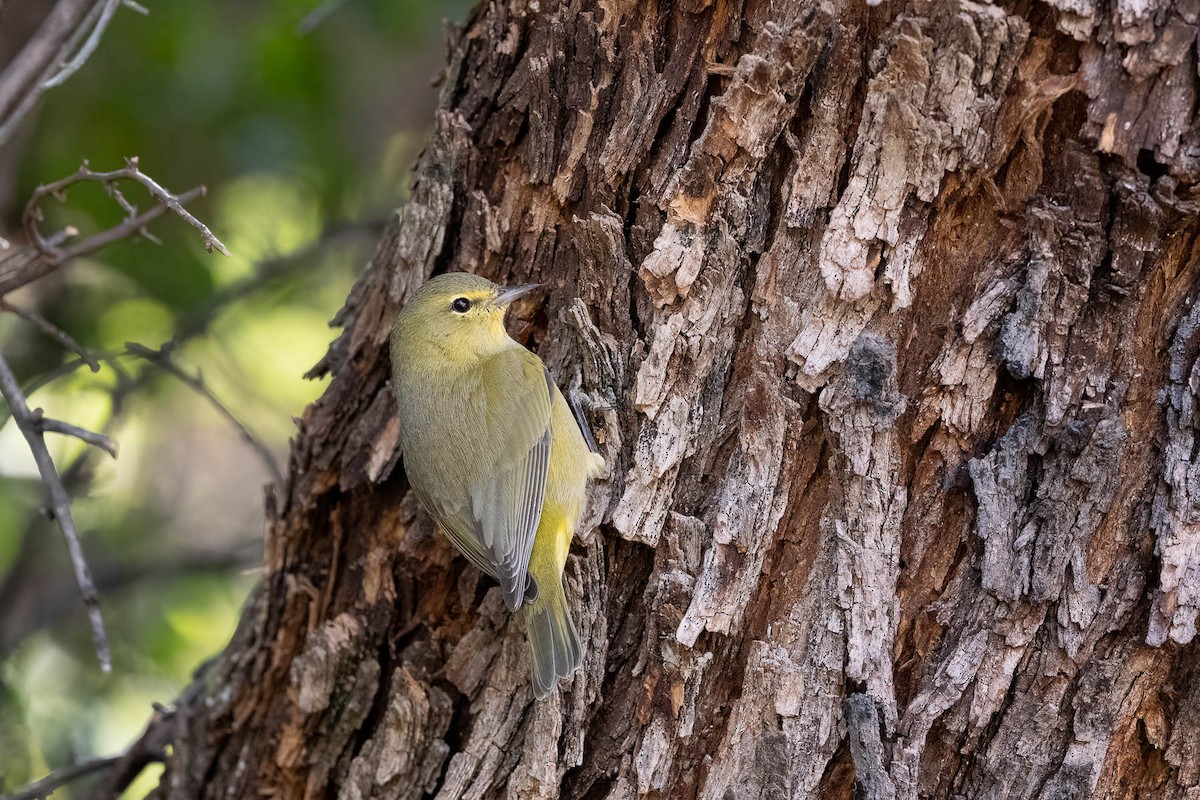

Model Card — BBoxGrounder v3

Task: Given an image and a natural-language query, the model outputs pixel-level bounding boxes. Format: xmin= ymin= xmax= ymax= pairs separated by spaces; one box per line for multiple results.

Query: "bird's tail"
xmin=525 ymin=578 xmax=582 ymax=698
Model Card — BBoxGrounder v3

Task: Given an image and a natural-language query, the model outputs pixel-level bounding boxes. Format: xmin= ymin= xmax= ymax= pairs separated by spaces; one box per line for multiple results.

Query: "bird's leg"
xmin=568 ymin=370 xmax=616 ymax=457
xmin=567 ymin=388 xmax=600 ymax=454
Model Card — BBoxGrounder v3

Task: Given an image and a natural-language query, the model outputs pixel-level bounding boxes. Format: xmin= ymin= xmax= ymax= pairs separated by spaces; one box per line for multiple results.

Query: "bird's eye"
xmin=451 ymin=297 xmax=471 ymax=313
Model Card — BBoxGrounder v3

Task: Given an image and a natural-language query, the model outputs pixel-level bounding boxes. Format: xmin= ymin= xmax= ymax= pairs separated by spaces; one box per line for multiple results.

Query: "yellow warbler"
xmin=389 ymin=272 xmax=604 ymax=697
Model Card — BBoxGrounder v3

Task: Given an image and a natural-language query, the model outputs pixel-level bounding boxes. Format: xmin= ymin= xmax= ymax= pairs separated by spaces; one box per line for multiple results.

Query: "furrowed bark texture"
xmin=154 ymin=0 xmax=1200 ymax=798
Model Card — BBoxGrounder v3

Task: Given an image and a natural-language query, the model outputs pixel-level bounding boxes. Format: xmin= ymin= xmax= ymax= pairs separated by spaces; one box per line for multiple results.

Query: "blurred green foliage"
xmin=0 ymin=0 xmax=469 ymax=793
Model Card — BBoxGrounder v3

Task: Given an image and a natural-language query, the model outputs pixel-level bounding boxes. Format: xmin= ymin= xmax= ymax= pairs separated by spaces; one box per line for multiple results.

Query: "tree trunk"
xmin=151 ymin=0 xmax=1200 ymax=798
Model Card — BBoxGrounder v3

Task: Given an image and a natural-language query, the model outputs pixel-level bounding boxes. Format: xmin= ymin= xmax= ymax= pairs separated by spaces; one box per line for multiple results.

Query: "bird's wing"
xmin=467 ymin=348 xmax=553 ymax=611
xmin=411 ymin=347 xmax=552 ymax=611
xmin=410 ymin=483 xmax=501 ymax=580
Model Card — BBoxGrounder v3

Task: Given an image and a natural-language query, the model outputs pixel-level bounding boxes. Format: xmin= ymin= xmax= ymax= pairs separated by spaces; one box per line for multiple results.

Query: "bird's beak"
xmin=490 ymin=283 xmax=540 ymax=309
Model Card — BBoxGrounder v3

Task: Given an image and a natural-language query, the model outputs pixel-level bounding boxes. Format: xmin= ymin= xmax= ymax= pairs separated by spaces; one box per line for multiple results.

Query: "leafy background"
xmin=0 ymin=0 xmax=468 ymax=792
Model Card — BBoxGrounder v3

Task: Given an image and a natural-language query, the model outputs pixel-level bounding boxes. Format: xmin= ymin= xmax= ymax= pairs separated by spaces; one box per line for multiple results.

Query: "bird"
xmin=389 ymin=272 xmax=605 ymax=698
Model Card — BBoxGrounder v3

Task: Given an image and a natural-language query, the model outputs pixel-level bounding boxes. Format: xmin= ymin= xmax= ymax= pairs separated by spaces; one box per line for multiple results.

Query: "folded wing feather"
xmin=421 ymin=349 xmax=553 ymax=612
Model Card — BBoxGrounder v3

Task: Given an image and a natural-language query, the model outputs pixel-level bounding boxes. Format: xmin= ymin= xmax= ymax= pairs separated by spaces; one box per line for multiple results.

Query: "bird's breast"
xmin=394 ymin=368 xmax=484 ymax=504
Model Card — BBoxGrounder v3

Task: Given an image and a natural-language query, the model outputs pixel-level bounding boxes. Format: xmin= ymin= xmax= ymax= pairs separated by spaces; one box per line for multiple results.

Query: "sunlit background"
xmin=0 ymin=0 xmax=469 ymax=792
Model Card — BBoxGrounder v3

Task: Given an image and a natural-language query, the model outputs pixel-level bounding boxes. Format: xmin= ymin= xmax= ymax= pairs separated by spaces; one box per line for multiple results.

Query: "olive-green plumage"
xmin=389 ymin=273 xmax=604 ymax=698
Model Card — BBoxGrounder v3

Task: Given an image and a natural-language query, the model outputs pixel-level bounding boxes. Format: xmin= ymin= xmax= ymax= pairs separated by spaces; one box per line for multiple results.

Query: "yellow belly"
xmin=528 ymin=504 xmax=571 ymax=601
xmin=528 ymin=385 xmax=602 ymax=600
xmin=522 ymin=384 xmax=604 ymax=695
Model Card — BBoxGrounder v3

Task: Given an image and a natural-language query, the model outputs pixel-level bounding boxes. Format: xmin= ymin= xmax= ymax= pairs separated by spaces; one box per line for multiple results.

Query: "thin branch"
xmin=0 ymin=355 xmax=142 ymax=660
xmin=1 ymin=217 xmax=379 ymax=426
xmin=0 ymin=351 xmax=110 ymax=671
xmin=34 ymin=412 xmax=118 ymax=458
xmin=22 ymin=158 xmax=229 ymax=260
xmin=124 ymin=343 xmax=285 ymax=494
xmin=0 ymin=0 xmax=124 ymax=148
xmin=0 ymin=217 xmax=380 ymax=503
xmin=56 ymin=184 xmax=206 ymax=263
xmin=0 ymin=298 xmax=101 ymax=371
xmin=0 ymin=351 xmax=122 ymax=433
xmin=0 ymin=218 xmax=379 ymax=474
xmin=0 ymin=755 xmax=121 ymax=800
xmin=0 ymin=157 xmax=225 ymax=297
xmin=115 ymin=159 xmax=229 ymax=255
xmin=0 ymin=239 xmax=67 ymax=296
xmin=41 ymin=0 xmax=123 ymax=89
xmin=0 ymin=0 xmax=95 ymax=118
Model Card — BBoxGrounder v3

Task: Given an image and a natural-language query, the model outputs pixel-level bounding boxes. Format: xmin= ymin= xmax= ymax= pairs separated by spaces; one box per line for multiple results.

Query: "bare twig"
xmin=110 ymin=159 xmax=227 ymax=255
xmin=0 ymin=227 xmax=75 ymax=279
xmin=0 ymin=233 xmax=70 ymax=295
xmin=0 ymin=158 xmax=226 ymax=297
xmin=0 ymin=0 xmax=132 ymax=147
xmin=124 ymin=343 xmax=285 ymax=494
xmin=0 ymin=216 xmax=375 ymax=522
xmin=0 ymin=351 xmax=121 ymax=433
xmin=0 ymin=352 xmax=110 ymax=671
xmin=0 ymin=298 xmax=101 ymax=371
xmin=41 ymin=0 xmax=123 ymax=89
xmin=1 ymin=218 xmax=379 ymax=464
xmin=34 ymin=412 xmax=118 ymax=458
xmin=0 ymin=755 xmax=121 ymax=800
xmin=0 ymin=0 xmax=95 ymax=118
xmin=22 ymin=158 xmax=229 ymax=260
xmin=0 ymin=353 xmax=141 ymax=659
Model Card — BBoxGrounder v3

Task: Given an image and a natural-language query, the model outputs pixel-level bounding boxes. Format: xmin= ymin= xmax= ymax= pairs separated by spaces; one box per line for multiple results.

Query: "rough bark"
xmin=151 ymin=0 xmax=1200 ymax=798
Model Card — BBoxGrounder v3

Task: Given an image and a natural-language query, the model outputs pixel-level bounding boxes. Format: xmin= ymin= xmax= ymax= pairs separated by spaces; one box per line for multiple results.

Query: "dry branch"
xmin=33 ymin=412 xmax=118 ymax=458
xmin=0 ymin=155 xmax=235 ymax=665
xmin=0 ymin=0 xmax=95 ymax=118
xmin=0 ymin=218 xmax=373 ymax=426
xmin=41 ymin=0 xmax=123 ymax=90
xmin=0 ymin=158 xmax=227 ymax=297
xmin=0 ymin=214 xmax=350 ymax=667
xmin=0 ymin=298 xmax=101 ymax=371
xmin=0 ymin=351 xmax=110 ymax=671
xmin=0 ymin=0 xmax=139 ymax=147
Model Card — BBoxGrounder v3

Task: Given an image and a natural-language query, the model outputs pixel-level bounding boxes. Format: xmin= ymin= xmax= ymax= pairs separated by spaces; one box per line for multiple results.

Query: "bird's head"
xmin=390 ymin=272 xmax=540 ymax=368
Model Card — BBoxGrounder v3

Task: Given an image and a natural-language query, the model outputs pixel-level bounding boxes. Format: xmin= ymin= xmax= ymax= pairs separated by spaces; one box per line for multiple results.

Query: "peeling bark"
xmin=150 ymin=0 xmax=1200 ymax=798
